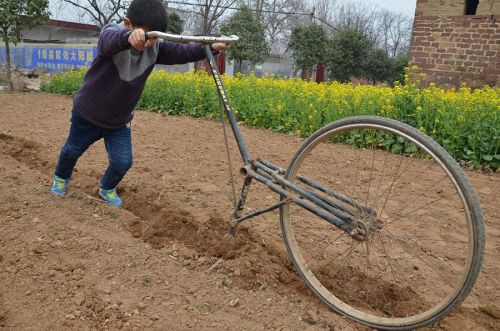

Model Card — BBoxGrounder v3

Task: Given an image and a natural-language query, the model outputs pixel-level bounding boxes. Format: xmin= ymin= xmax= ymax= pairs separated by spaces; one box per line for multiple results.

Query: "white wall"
xmin=20 ymin=25 xmax=98 ymax=44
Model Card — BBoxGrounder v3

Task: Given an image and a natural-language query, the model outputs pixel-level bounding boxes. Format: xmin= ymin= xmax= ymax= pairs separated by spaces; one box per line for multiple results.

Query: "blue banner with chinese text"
xmin=0 ymin=44 xmax=97 ymax=72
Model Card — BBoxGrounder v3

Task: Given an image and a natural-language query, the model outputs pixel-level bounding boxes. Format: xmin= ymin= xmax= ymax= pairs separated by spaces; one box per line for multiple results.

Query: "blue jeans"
xmin=55 ymin=113 xmax=133 ymax=190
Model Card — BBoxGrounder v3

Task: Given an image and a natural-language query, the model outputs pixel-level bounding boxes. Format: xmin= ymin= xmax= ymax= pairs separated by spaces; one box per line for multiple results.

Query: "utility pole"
xmin=310 ymin=7 xmax=315 ymax=24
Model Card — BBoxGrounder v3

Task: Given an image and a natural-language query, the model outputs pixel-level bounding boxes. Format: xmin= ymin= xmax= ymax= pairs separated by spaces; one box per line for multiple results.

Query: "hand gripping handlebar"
xmin=145 ymin=31 xmax=239 ymax=44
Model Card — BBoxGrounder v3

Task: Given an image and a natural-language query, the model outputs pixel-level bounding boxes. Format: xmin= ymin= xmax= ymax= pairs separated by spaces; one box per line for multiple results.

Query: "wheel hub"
xmin=350 ymin=215 xmax=382 ymax=242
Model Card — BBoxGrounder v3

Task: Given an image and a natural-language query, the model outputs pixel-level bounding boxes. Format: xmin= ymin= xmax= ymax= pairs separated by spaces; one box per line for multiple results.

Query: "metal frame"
xmin=145 ymin=31 xmax=361 ymax=238
xmin=203 ymin=45 xmax=359 ymax=237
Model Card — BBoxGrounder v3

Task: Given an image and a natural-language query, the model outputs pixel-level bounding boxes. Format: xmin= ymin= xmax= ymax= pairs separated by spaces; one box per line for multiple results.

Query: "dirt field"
xmin=0 ymin=92 xmax=499 ymax=330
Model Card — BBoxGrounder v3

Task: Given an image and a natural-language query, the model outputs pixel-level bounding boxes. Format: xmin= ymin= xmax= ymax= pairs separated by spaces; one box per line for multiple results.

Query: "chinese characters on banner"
xmin=0 ymin=45 xmax=97 ymax=72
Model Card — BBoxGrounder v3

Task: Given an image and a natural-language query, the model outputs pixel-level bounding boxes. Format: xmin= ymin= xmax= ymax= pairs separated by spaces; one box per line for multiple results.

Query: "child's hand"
xmin=211 ymin=42 xmax=230 ymax=52
xmin=128 ymin=29 xmax=157 ymax=51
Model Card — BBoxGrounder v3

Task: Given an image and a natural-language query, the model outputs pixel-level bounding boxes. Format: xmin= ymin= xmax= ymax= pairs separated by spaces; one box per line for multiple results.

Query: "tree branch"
xmin=62 ymin=0 xmax=101 ymax=24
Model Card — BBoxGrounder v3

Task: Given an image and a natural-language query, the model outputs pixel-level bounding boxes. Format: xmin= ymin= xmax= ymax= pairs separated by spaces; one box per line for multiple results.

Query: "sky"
xmin=49 ymin=0 xmax=418 ymax=23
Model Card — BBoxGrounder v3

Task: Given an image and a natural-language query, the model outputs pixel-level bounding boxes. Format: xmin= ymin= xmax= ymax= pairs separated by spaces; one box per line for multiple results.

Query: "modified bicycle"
xmin=147 ymin=31 xmax=485 ymax=330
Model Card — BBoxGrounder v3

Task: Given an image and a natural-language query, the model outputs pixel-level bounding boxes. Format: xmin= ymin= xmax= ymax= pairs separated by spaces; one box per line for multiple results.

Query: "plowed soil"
xmin=0 ymin=92 xmax=499 ymax=330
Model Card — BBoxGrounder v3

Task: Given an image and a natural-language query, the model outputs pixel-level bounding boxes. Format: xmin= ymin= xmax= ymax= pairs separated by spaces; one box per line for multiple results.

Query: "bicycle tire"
xmin=280 ymin=116 xmax=484 ymax=330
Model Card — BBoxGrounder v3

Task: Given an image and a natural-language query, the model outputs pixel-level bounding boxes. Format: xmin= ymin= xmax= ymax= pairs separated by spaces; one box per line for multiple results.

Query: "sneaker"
xmin=99 ymin=187 xmax=123 ymax=208
xmin=51 ymin=175 xmax=70 ymax=196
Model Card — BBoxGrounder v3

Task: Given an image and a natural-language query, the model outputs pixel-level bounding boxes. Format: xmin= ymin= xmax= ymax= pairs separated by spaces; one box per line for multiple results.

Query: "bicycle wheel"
xmin=280 ymin=116 xmax=484 ymax=330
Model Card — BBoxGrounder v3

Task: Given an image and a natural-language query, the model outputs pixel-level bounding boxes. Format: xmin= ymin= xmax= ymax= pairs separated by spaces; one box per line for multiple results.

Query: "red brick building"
xmin=409 ymin=0 xmax=499 ymax=88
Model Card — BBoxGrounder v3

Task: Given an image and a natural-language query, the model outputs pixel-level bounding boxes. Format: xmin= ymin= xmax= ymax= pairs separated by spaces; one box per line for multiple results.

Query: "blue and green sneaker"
xmin=51 ymin=175 xmax=70 ymax=196
xmin=99 ymin=187 xmax=123 ymax=208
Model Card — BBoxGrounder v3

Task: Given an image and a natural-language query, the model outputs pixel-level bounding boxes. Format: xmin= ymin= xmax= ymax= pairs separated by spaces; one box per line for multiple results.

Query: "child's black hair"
xmin=127 ymin=0 xmax=167 ymax=32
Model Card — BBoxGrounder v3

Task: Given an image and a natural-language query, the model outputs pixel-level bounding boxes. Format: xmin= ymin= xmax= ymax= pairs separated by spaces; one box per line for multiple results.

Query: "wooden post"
xmin=316 ymin=62 xmax=326 ymax=83
xmin=216 ymin=53 xmax=225 ymax=74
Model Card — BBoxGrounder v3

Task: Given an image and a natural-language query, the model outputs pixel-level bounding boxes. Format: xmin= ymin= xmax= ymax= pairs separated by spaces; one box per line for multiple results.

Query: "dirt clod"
xmin=229 ymin=298 xmax=240 ymax=307
xmin=480 ymin=305 xmax=500 ymax=320
xmin=31 ymin=243 xmax=43 ymax=254
xmin=74 ymin=293 xmax=85 ymax=306
xmin=301 ymin=310 xmax=318 ymax=325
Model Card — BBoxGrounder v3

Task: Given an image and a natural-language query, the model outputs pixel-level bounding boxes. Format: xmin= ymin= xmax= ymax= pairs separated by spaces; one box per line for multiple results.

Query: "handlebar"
xmin=145 ymin=31 xmax=240 ymax=44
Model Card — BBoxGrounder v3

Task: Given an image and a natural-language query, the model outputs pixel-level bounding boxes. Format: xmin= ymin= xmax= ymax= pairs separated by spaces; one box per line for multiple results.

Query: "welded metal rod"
xmin=232 ymin=176 xmax=253 ymax=220
xmin=258 ymin=157 xmax=374 ymax=215
xmin=307 ymin=190 xmax=358 ymax=217
xmin=205 ymin=45 xmax=250 ymax=164
xmin=233 ymin=200 xmax=288 ymax=225
xmin=247 ymin=170 xmax=354 ymax=234
xmin=245 ymin=168 xmax=354 ymax=234
xmin=257 ymin=158 xmax=285 ymax=174
xmin=296 ymin=175 xmax=375 ymax=215
xmin=252 ymin=160 xmax=355 ymax=225
xmin=257 ymin=158 xmax=374 ymax=215
xmin=256 ymin=159 xmax=362 ymax=217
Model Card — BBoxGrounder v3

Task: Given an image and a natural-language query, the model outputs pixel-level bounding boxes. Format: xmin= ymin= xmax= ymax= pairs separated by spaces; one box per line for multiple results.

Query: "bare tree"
xmin=309 ymin=0 xmax=337 ymax=31
xmin=251 ymin=0 xmax=265 ymax=21
xmin=306 ymin=0 xmax=413 ymax=57
xmin=236 ymin=0 xmax=306 ymax=55
xmin=333 ymin=2 xmax=380 ymax=45
xmin=175 ymin=0 xmax=237 ymax=34
xmin=377 ymin=9 xmax=413 ymax=57
xmin=58 ymin=0 xmax=127 ymax=27
xmin=262 ymin=0 xmax=306 ymax=54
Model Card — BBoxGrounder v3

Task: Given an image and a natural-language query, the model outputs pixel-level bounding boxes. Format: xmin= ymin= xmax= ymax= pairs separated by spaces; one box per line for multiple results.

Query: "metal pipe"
xmin=254 ymin=162 xmax=359 ymax=217
xmin=205 ymin=45 xmax=251 ymax=164
xmin=253 ymin=161 xmax=355 ymax=224
xmin=146 ymin=31 xmax=240 ymax=44
xmin=246 ymin=168 xmax=354 ymax=234
xmin=232 ymin=176 xmax=253 ymax=220
xmin=257 ymin=158 xmax=373 ymax=215
xmin=297 ymin=175 xmax=375 ymax=215
xmin=233 ymin=200 xmax=288 ymax=225
xmin=257 ymin=158 xmax=285 ymax=174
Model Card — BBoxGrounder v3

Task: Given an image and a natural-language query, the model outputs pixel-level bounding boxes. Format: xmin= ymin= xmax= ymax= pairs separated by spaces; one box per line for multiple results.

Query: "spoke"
xmin=383 ymin=191 xmax=461 ymax=225
xmin=335 ymin=241 xmax=362 ymax=300
xmin=378 ymin=173 xmax=450 ymax=221
xmin=378 ymin=234 xmax=416 ymax=317
xmin=399 ymin=241 xmax=466 ymax=261
xmin=363 ymin=236 xmax=376 ymax=314
xmin=391 ymin=206 xmax=465 ymax=221
xmin=330 ymin=240 xmax=361 ymax=280
xmin=328 ymin=229 xmax=347 ymax=245
xmin=326 ymin=144 xmax=364 ymax=220
xmin=372 ymin=154 xmax=408 ymax=209
xmin=350 ymin=132 xmax=363 ymax=203
xmin=385 ymin=235 xmax=466 ymax=244
xmin=365 ymin=146 xmax=377 ymax=207
xmin=324 ymin=141 xmax=356 ymax=180
xmin=380 ymin=229 xmax=453 ymax=285
xmin=377 ymin=155 xmax=405 ymax=218
xmin=363 ymin=240 xmax=369 ymax=314
xmin=368 ymin=236 xmax=393 ymax=318
xmin=333 ymin=240 xmax=359 ymax=268
xmin=372 ymin=152 xmax=389 ymax=210
xmin=373 ymin=155 xmax=437 ymax=213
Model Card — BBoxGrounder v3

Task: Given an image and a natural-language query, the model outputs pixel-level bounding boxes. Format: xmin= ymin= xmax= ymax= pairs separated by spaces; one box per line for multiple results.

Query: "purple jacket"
xmin=73 ymin=24 xmax=206 ymax=129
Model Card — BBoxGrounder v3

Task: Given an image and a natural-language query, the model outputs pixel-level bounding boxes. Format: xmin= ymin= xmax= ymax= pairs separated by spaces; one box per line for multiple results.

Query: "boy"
xmin=50 ymin=0 xmax=229 ymax=207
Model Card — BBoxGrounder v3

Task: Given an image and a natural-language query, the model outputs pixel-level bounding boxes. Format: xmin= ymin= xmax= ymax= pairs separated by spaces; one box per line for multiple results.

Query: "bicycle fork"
xmin=228 ymin=158 xmax=375 ymax=241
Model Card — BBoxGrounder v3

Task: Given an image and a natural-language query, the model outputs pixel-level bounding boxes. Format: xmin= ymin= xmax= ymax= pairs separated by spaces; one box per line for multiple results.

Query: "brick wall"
xmin=416 ymin=0 xmax=466 ymax=16
xmin=409 ymin=0 xmax=500 ymax=87
xmin=476 ymin=0 xmax=500 ymax=15
xmin=409 ymin=0 xmax=499 ymax=88
xmin=416 ymin=0 xmax=500 ymax=16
